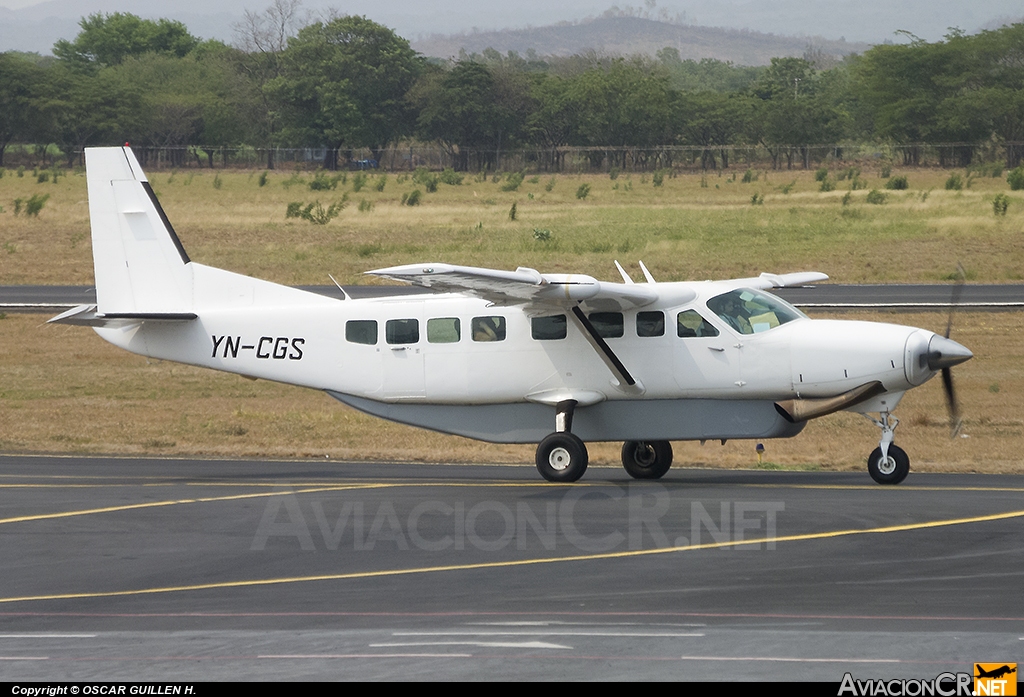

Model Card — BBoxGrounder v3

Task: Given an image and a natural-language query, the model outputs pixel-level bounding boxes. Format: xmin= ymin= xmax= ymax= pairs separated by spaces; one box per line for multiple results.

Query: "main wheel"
xmin=536 ymin=432 xmax=589 ymax=482
xmin=621 ymin=440 xmax=673 ymax=479
xmin=867 ymin=444 xmax=910 ymax=485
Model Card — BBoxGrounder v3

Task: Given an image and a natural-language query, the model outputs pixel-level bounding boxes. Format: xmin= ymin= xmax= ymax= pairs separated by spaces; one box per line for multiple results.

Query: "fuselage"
xmin=94 ymin=265 xmax=931 ymax=411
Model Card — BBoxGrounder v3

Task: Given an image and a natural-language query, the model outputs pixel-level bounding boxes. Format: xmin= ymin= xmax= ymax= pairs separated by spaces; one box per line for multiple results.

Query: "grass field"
xmin=2 ymin=164 xmax=1022 ymax=473
xmin=2 ymin=164 xmax=1023 ymax=286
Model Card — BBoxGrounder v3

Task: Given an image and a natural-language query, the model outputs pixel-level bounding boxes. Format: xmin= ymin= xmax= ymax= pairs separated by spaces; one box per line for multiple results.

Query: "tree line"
xmin=1 ymin=4 xmax=1022 ymax=171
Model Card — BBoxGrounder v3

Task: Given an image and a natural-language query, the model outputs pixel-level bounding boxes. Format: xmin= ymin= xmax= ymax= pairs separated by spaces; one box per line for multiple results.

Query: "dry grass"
xmin=1 ymin=309 xmax=1020 ymax=473
xmin=2 ymin=166 xmax=1024 ymax=286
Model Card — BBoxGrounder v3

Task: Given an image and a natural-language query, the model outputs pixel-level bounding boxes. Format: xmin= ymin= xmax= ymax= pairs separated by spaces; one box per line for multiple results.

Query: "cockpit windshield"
xmin=706 ymin=288 xmax=806 ymax=335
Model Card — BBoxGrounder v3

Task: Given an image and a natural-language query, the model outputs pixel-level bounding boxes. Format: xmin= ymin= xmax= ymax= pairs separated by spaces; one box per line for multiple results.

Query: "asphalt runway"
xmin=1 ymin=455 xmax=1022 ymax=681
xmin=3 ymin=283 xmax=1024 ymax=313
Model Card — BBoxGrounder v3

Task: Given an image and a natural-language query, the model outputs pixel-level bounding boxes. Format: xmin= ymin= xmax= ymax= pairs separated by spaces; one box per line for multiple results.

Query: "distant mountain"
xmin=411 ymin=16 xmax=870 ymax=65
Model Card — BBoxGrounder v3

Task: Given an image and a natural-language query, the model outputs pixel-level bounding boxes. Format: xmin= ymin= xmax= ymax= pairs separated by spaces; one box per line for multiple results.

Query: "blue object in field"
xmin=352 ymin=159 xmax=378 ymax=170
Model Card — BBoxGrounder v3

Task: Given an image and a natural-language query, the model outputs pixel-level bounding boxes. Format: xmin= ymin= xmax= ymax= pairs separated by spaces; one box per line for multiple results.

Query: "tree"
xmin=0 ymin=52 xmax=45 ymax=166
xmin=53 ymin=13 xmax=199 ymax=69
xmin=414 ymin=61 xmax=502 ymax=170
xmin=232 ymin=0 xmax=305 ymax=168
xmin=271 ymin=15 xmax=422 ymax=169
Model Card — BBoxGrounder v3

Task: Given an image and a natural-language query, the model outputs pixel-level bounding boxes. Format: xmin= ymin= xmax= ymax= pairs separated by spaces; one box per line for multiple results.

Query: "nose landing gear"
xmin=865 ymin=412 xmax=909 ymax=485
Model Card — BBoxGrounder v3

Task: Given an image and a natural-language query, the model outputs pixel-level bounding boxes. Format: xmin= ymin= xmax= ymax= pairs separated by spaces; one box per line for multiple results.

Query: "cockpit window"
xmin=706 ymin=288 xmax=805 ymax=335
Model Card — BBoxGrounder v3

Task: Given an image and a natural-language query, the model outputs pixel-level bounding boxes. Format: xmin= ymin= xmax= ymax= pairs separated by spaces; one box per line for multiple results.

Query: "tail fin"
xmin=87 ymin=147 xmax=193 ymax=315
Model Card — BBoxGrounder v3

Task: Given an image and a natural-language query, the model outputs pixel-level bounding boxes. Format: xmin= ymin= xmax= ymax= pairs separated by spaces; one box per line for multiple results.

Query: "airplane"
xmin=49 ymin=146 xmax=974 ymax=484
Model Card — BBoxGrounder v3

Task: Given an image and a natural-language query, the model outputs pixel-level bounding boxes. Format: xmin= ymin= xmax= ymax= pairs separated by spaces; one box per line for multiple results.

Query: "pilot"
xmin=714 ymin=295 xmax=752 ymax=334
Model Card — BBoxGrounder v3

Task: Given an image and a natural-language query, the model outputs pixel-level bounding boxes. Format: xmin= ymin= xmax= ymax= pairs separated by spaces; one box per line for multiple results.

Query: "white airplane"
xmin=50 ymin=146 xmax=973 ymax=484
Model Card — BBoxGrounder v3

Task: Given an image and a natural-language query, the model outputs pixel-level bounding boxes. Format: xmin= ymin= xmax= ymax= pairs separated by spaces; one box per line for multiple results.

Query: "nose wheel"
xmin=867 ymin=444 xmax=909 ymax=485
xmin=865 ymin=411 xmax=909 ymax=485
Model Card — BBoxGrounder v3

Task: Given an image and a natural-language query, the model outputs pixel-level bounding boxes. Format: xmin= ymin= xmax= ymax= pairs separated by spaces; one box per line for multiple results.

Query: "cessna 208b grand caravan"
xmin=51 ymin=147 xmax=973 ymax=484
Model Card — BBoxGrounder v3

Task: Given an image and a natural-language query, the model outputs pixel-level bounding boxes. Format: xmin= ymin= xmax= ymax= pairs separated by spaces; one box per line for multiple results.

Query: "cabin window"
xmin=636 ymin=311 xmax=665 ymax=337
xmin=706 ymin=288 xmax=805 ymax=335
xmin=386 ymin=318 xmax=419 ymax=344
xmin=588 ymin=312 xmax=623 ymax=338
xmin=677 ymin=310 xmax=719 ymax=338
xmin=346 ymin=319 xmax=378 ymax=345
xmin=532 ymin=315 xmax=567 ymax=340
xmin=472 ymin=316 xmax=506 ymax=342
xmin=427 ymin=317 xmax=461 ymax=343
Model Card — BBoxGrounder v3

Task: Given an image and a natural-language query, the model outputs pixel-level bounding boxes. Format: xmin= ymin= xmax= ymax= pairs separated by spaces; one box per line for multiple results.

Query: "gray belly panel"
xmin=327 ymin=392 xmax=804 ymax=444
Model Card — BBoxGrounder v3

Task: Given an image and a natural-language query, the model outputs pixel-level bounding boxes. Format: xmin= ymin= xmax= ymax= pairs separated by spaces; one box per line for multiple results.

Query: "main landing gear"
xmin=865 ymin=411 xmax=909 ymax=485
xmin=534 ymin=399 xmax=676 ymax=482
xmin=535 ymin=400 xmax=589 ymax=482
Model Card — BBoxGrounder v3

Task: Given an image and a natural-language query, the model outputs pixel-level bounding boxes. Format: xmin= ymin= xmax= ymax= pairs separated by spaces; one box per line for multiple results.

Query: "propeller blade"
xmin=942 ymin=367 xmax=962 ymax=438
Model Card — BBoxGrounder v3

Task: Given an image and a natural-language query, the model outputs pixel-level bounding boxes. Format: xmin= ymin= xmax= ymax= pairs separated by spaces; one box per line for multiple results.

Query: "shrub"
xmin=652 ymin=169 xmax=666 ymax=187
xmin=575 ymin=183 xmax=590 ymax=200
xmin=545 ymin=177 xmax=556 ymax=192
xmin=287 ymin=197 xmax=347 ymax=223
xmin=741 ymin=169 xmax=757 ymax=183
xmin=508 ymin=202 xmax=517 ymax=221
xmin=945 ymin=173 xmax=963 ymax=190
xmin=533 ymin=228 xmax=552 ymax=241
xmin=880 ymin=164 xmax=892 ymax=178
xmin=841 ymin=191 xmax=852 ymax=206
xmin=352 ymin=172 xmax=367 ymax=192
xmin=358 ymin=198 xmax=373 ymax=212
xmin=16 ymin=166 xmax=25 ymax=178
xmin=850 ymin=177 xmax=866 ymax=190
xmin=885 ymin=175 xmax=908 ymax=190
xmin=423 ymin=173 xmax=439 ymax=193
xmin=814 ymin=168 xmax=829 ymax=182
xmin=212 ymin=174 xmax=222 ymax=190
xmin=439 ymin=168 xmax=463 ymax=185
xmin=866 ymin=189 xmax=888 ymax=204
xmin=1007 ymin=166 xmax=1024 ymax=191
xmin=412 ymin=167 xmax=432 ymax=185
xmin=779 ymin=180 xmax=795 ymax=194
xmin=819 ymin=178 xmax=835 ymax=192
xmin=25 ymin=193 xmax=50 ymax=216
xmin=501 ymin=171 xmax=524 ymax=192
xmin=13 ymin=198 xmax=23 ymax=215
xmin=993 ymin=193 xmax=1010 ymax=216
xmin=528 ymin=175 xmax=540 ymax=184
xmin=403 ymin=189 xmax=422 ymax=206
xmin=36 ymin=171 xmax=49 ymax=183
xmin=258 ymin=171 xmax=269 ymax=187
xmin=751 ymin=193 xmax=764 ymax=205
xmin=375 ymin=174 xmax=387 ymax=192
xmin=308 ymin=171 xmax=338 ymax=191
xmin=609 ymin=167 xmax=620 ymax=180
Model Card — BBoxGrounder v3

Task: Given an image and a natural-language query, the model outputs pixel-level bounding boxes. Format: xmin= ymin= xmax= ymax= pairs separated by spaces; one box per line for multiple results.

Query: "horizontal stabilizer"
xmin=48 ymin=304 xmax=197 ymax=328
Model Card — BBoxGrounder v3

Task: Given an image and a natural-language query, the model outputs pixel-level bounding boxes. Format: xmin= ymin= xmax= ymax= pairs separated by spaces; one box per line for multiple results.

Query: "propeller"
xmin=942 ymin=264 xmax=966 ymax=437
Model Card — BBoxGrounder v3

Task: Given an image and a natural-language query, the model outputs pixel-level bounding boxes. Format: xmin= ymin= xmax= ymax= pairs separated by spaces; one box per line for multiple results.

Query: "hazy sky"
xmin=1 ymin=0 xmax=1021 ymax=50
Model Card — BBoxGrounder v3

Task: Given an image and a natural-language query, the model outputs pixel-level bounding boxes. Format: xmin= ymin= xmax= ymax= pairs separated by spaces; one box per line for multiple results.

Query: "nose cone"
xmin=926 ymin=335 xmax=973 ymax=371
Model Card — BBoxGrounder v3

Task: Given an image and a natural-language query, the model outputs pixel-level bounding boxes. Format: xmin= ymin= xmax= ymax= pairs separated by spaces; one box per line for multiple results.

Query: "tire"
xmin=621 ymin=440 xmax=673 ymax=479
xmin=536 ymin=432 xmax=589 ymax=483
xmin=867 ymin=444 xmax=910 ymax=485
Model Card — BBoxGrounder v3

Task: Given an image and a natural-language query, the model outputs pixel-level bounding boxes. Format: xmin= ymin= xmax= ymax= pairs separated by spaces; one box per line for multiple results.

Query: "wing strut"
xmin=568 ymin=305 xmax=640 ymax=391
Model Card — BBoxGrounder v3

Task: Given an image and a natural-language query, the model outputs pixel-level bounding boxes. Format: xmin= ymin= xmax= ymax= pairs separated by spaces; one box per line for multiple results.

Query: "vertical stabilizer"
xmin=87 ymin=147 xmax=193 ymax=314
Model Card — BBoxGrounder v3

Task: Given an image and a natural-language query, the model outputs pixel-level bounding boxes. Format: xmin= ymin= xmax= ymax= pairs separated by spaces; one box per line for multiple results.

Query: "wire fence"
xmin=5 ymin=140 xmax=1023 ymax=173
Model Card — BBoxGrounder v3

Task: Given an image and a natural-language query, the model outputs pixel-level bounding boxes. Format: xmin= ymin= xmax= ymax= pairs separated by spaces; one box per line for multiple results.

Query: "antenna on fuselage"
xmin=638 ymin=260 xmax=657 ymax=283
xmin=328 ymin=274 xmax=350 ymax=300
xmin=613 ymin=260 xmax=634 ymax=284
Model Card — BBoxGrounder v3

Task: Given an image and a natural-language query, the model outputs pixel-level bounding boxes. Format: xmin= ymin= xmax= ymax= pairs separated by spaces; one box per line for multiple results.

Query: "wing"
xmin=367 ymin=262 xmax=664 ymax=312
